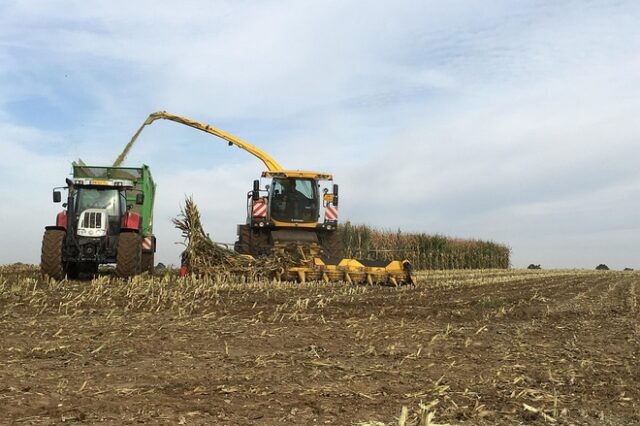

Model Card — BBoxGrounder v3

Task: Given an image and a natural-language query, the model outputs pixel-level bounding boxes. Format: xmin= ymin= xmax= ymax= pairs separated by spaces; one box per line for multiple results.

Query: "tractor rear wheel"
xmin=41 ymin=229 xmax=67 ymax=280
xmin=141 ymin=252 xmax=154 ymax=274
xmin=116 ymin=232 xmax=142 ymax=278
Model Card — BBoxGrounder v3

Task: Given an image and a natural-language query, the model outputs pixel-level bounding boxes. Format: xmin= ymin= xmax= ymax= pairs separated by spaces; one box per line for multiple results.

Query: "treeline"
xmin=339 ymin=222 xmax=510 ymax=270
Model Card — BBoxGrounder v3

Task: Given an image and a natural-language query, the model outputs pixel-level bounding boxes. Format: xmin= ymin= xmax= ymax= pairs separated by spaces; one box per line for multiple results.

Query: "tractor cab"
xmin=72 ymin=185 xmax=129 ymax=237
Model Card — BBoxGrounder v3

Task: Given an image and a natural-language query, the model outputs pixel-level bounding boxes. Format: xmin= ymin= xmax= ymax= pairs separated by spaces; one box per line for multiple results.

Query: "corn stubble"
xmin=2 ymin=264 xmax=639 ymax=424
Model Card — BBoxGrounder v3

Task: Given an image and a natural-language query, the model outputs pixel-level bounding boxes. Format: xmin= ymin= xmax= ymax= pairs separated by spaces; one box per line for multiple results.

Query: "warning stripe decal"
xmin=142 ymin=236 xmax=153 ymax=251
xmin=325 ymin=205 xmax=338 ymax=221
xmin=252 ymin=199 xmax=267 ymax=218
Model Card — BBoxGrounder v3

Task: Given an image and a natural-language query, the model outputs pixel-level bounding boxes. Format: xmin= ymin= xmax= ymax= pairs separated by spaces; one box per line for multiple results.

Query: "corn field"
xmin=340 ymin=222 xmax=510 ymax=269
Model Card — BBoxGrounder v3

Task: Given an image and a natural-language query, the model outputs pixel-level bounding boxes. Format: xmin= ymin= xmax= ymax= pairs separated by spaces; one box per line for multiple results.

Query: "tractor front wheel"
xmin=41 ymin=229 xmax=67 ymax=280
xmin=116 ymin=232 xmax=142 ymax=278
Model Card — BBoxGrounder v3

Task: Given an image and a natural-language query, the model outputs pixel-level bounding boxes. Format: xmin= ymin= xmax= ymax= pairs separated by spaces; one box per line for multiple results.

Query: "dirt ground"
xmin=0 ymin=266 xmax=639 ymax=425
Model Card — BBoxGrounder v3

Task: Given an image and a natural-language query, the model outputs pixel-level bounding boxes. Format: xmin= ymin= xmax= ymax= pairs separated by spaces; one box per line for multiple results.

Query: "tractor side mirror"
xmin=53 ymin=191 xmax=62 ymax=203
xmin=332 ymin=184 xmax=339 ymax=207
xmin=252 ymin=179 xmax=260 ymax=201
xmin=136 ymin=193 xmax=145 ymax=205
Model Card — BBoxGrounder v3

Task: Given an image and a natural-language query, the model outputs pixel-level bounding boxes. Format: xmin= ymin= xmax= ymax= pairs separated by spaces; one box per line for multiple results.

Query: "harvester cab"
xmin=237 ymin=170 xmax=342 ymax=258
xmin=250 ymin=171 xmax=338 ymax=227
xmin=41 ymin=164 xmax=156 ymax=280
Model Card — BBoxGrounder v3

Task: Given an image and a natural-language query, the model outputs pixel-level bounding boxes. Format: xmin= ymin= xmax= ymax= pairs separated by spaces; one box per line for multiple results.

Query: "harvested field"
xmin=1 ymin=266 xmax=639 ymax=425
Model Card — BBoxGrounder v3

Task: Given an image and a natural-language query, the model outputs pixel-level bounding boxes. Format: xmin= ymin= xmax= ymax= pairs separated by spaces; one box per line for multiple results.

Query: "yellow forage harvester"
xmin=120 ymin=111 xmax=416 ymax=285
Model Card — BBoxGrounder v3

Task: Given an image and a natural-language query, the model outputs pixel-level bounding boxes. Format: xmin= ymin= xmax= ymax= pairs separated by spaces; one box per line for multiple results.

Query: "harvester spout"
xmin=113 ymin=111 xmax=284 ymax=172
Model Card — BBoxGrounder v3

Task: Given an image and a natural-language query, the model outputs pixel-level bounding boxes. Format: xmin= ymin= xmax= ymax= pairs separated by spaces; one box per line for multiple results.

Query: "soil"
xmin=0 ymin=266 xmax=638 ymax=425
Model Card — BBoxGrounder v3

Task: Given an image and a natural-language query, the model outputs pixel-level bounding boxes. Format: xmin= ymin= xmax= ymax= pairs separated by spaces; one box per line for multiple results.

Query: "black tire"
xmin=141 ymin=252 xmax=154 ymax=274
xmin=116 ymin=232 xmax=142 ymax=278
xmin=41 ymin=229 xmax=67 ymax=280
xmin=234 ymin=225 xmax=251 ymax=255
xmin=235 ymin=225 xmax=271 ymax=256
xmin=320 ymin=230 xmax=344 ymax=259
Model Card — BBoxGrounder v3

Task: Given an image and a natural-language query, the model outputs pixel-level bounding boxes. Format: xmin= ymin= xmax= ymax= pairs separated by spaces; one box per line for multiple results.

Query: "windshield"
xmin=76 ymin=188 xmax=122 ymax=217
xmin=270 ymin=178 xmax=318 ymax=222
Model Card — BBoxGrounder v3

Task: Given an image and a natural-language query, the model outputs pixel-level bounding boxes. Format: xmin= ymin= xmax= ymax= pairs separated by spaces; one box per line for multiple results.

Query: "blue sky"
xmin=1 ymin=0 xmax=639 ymax=269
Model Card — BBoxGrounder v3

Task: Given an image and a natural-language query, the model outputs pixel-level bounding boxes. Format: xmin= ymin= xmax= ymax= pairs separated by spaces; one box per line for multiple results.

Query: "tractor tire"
xmin=141 ymin=252 xmax=155 ymax=274
xmin=320 ymin=230 xmax=344 ymax=259
xmin=41 ymin=229 xmax=67 ymax=280
xmin=116 ymin=232 xmax=142 ymax=278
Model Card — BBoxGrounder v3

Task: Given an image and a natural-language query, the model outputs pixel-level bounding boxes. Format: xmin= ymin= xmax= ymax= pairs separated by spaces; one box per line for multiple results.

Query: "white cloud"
xmin=0 ymin=1 xmax=638 ymax=269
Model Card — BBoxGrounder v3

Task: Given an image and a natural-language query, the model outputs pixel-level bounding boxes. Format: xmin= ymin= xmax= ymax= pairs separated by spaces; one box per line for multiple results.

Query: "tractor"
xmin=41 ymin=164 xmax=156 ymax=279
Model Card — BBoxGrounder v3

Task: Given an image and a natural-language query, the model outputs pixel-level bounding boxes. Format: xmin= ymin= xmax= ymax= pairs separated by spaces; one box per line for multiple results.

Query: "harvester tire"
xmin=251 ymin=228 xmax=270 ymax=256
xmin=116 ymin=232 xmax=142 ymax=278
xmin=141 ymin=252 xmax=154 ymax=274
xmin=234 ymin=225 xmax=251 ymax=255
xmin=321 ymin=230 xmax=344 ymax=259
xmin=41 ymin=229 xmax=67 ymax=280
xmin=235 ymin=225 xmax=270 ymax=256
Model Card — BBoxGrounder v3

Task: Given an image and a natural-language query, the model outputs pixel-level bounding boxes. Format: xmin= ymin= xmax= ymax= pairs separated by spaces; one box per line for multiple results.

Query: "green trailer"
xmin=40 ymin=164 xmax=157 ymax=279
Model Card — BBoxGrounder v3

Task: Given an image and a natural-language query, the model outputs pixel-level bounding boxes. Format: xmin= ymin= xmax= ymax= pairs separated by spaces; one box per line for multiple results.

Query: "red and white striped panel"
xmin=252 ymin=199 xmax=267 ymax=218
xmin=142 ymin=236 xmax=154 ymax=251
xmin=325 ymin=205 xmax=338 ymax=221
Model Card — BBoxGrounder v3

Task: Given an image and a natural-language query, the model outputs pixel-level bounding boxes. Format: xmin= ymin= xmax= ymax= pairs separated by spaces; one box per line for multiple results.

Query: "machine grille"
xmin=82 ymin=212 xmax=102 ymax=229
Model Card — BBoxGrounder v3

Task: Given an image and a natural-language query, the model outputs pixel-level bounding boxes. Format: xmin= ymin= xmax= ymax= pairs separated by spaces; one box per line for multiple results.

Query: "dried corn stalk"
xmin=173 ymin=196 xmax=301 ymax=280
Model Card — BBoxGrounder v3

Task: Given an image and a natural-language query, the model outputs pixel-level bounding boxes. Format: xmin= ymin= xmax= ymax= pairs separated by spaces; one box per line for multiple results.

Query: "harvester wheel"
xmin=116 ymin=232 xmax=142 ymax=278
xmin=321 ymin=230 xmax=344 ymax=259
xmin=252 ymin=229 xmax=270 ymax=256
xmin=41 ymin=229 xmax=67 ymax=280
xmin=141 ymin=252 xmax=155 ymax=274
xmin=235 ymin=225 xmax=270 ymax=256
xmin=234 ymin=225 xmax=251 ymax=255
